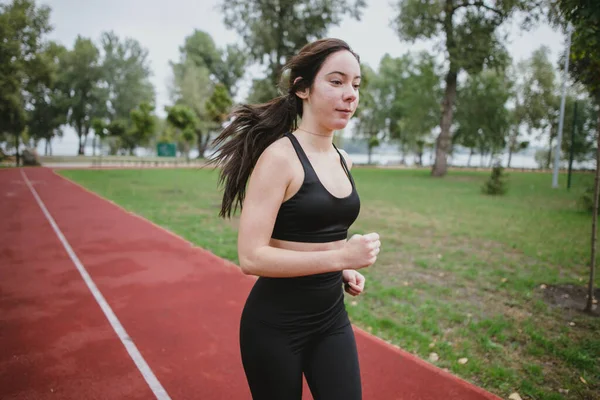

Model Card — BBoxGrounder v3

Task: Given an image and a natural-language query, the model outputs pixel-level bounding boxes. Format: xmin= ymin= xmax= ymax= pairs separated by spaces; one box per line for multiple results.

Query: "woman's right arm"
xmin=236 ymin=143 xmax=379 ymax=278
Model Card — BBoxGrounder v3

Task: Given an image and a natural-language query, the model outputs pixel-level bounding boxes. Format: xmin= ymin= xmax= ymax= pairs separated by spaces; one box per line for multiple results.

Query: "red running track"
xmin=0 ymin=167 xmax=501 ymax=400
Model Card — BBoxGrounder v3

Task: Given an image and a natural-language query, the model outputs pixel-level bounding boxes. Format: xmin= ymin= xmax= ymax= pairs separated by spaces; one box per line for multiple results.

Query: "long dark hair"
xmin=210 ymin=38 xmax=360 ymax=218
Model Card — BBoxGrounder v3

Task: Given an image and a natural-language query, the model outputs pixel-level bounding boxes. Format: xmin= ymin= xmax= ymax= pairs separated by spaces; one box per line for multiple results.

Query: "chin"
xmin=329 ymin=119 xmax=351 ymax=131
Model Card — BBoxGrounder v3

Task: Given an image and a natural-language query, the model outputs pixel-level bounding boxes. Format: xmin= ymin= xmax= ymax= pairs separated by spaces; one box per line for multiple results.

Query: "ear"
xmin=293 ymin=77 xmax=310 ymax=100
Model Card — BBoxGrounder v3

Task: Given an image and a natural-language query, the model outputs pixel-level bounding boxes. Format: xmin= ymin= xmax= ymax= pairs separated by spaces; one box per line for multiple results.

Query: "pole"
xmin=553 ymin=24 xmax=573 ymax=188
xmin=567 ymin=101 xmax=578 ymax=190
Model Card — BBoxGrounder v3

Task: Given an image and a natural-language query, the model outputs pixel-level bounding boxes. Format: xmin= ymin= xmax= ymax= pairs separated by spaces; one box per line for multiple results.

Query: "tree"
xmin=353 ymin=64 xmax=385 ymax=164
xmin=220 ymin=0 xmax=366 ymax=102
xmin=0 ymin=0 xmax=52 ymax=165
xmin=561 ymin=97 xmax=597 ymax=164
xmin=554 ymin=0 xmax=600 ymax=313
xmin=175 ymin=30 xmax=246 ymax=98
xmin=395 ymin=52 xmax=443 ymax=163
xmin=165 ymin=104 xmax=198 ymax=161
xmin=169 ymin=31 xmax=238 ymax=157
xmin=126 ymin=102 xmax=157 ymax=155
xmin=392 ymin=0 xmax=542 ymax=176
xmin=27 ymin=41 xmax=70 ymax=156
xmin=100 ymin=31 xmax=155 ymax=122
xmin=61 ymin=36 xmax=106 ymax=154
xmin=454 ymin=69 xmax=513 ymax=167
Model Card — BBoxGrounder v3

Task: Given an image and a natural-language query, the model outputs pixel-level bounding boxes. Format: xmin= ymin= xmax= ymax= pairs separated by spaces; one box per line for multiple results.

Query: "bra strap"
xmin=332 ymin=143 xmax=355 ymax=185
xmin=284 ymin=132 xmax=314 ymax=178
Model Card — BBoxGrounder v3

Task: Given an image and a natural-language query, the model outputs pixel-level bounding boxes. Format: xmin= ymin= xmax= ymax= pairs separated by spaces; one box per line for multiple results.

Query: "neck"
xmin=295 ymin=125 xmax=335 ymax=152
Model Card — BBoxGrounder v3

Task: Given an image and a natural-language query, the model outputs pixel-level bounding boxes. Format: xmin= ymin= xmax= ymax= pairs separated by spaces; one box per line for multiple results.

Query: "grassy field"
xmin=58 ymin=167 xmax=599 ymax=400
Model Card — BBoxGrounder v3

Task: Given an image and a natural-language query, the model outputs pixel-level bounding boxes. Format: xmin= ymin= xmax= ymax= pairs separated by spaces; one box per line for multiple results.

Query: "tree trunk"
xmin=507 ymin=147 xmax=513 ymax=168
xmin=585 ymin=108 xmax=600 ymax=313
xmin=77 ymin=127 xmax=85 ymax=155
xmin=197 ymin=131 xmax=211 ymax=159
xmin=432 ymin=69 xmax=458 ymax=177
xmin=15 ymin=132 xmax=20 ymax=166
xmin=368 ymin=146 xmax=372 ymax=165
xmin=468 ymin=148 xmax=473 ymax=167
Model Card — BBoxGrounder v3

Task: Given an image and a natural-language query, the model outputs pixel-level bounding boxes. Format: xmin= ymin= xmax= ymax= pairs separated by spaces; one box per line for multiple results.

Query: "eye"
xmin=353 ymin=84 xmax=361 ymax=90
xmin=331 ymin=80 xmax=342 ymax=85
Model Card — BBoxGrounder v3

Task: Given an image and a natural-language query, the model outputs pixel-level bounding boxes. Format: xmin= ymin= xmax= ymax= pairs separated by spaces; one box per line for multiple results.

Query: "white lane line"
xmin=21 ymin=169 xmax=171 ymax=400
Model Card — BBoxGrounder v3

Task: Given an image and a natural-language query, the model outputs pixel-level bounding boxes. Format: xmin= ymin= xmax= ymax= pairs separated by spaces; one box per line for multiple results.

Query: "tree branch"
xmin=455 ymin=1 xmax=503 ymax=17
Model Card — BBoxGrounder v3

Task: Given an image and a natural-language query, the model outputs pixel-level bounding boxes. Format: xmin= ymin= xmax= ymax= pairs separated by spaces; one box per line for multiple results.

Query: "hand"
xmin=341 ymin=232 xmax=381 ymax=270
xmin=343 ymin=269 xmax=365 ymax=296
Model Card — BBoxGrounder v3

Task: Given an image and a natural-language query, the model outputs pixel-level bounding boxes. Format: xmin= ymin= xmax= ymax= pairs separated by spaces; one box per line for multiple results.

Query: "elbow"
xmin=239 ymin=253 xmax=257 ymax=275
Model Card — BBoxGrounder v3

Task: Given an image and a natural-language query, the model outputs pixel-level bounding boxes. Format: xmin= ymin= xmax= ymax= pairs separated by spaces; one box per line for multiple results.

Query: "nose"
xmin=343 ymin=84 xmax=357 ymax=103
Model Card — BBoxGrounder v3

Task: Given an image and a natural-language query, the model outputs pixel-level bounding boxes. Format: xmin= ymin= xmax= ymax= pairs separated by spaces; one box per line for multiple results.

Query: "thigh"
xmin=303 ymin=322 xmax=362 ymax=400
xmin=240 ymin=315 xmax=304 ymax=400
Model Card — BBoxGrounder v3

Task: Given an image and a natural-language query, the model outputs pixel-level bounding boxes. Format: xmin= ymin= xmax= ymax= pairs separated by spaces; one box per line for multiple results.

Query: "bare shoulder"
xmin=253 ymin=136 xmax=296 ymax=176
xmin=337 ymin=148 xmax=353 ymax=169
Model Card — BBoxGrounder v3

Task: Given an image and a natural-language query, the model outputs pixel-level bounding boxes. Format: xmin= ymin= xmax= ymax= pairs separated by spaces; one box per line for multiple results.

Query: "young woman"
xmin=211 ymin=38 xmax=381 ymax=400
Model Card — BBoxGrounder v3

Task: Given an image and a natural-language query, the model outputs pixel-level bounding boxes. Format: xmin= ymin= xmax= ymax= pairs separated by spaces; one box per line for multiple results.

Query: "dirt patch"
xmin=540 ymin=284 xmax=599 ymax=317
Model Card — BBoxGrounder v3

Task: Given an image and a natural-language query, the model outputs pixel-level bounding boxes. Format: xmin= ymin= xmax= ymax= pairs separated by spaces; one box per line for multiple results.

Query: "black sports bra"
xmin=271 ymin=133 xmax=361 ymax=243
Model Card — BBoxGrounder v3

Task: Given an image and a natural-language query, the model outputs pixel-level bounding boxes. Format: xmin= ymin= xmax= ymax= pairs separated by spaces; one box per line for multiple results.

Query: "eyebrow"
xmin=326 ymin=71 xmax=361 ymax=79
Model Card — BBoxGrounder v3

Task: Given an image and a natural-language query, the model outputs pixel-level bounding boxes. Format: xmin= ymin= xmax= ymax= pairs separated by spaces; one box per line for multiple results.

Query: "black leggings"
xmin=239 ymin=273 xmax=362 ymax=400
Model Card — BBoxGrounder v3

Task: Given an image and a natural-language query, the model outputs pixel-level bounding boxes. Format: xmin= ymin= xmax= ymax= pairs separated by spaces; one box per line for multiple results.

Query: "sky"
xmin=36 ymin=0 xmax=567 ymax=155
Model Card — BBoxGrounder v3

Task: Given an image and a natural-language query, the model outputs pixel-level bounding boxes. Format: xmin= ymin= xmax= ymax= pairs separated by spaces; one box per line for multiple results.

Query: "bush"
xmin=482 ymin=164 xmax=508 ymax=195
xmin=580 ymin=184 xmax=599 ymax=214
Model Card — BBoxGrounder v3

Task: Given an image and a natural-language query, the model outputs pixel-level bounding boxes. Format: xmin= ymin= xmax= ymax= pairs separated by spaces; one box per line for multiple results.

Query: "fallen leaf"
xmin=580 ymin=376 xmax=587 ymax=384
xmin=508 ymin=393 xmax=522 ymax=400
xmin=350 ymin=301 xmax=358 ymax=307
xmin=540 ymin=284 xmax=547 ymax=289
xmin=457 ymin=358 xmax=468 ymax=365
xmin=367 ymin=326 xmax=373 ymax=332
xmin=501 ymin=278 xmax=508 ymax=283
xmin=429 ymin=342 xmax=436 ymax=349
xmin=593 ymin=298 xmax=598 ymax=304
xmin=558 ymin=388 xmax=569 ymax=394
xmin=428 ymin=352 xmax=439 ymax=362
xmin=403 ymin=281 xmax=409 ymax=286
xmin=569 ymin=322 xmax=576 ymax=327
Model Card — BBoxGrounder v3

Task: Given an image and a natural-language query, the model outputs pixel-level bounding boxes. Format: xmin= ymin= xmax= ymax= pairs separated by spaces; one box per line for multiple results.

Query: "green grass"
xmin=58 ymin=167 xmax=600 ymax=400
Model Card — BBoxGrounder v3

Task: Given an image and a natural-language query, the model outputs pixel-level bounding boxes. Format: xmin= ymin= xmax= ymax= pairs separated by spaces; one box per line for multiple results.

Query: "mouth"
xmin=336 ymin=109 xmax=353 ymax=114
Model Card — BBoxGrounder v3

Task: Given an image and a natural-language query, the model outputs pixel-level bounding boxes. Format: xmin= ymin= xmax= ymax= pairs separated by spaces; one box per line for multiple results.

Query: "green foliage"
xmin=482 ymin=164 xmax=509 ymax=195
xmin=246 ymin=77 xmax=279 ymax=104
xmin=354 ymin=52 xmax=442 ymax=161
xmin=165 ymin=104 xmax=198 ymax=158
xmin=127 ymin=102 xmax=157 ymax=153
xmin=0 ymin=0 xmax=52 ymax=138
xmin=560 ymin=97 xmax=598 ymax=163
xmin=26 ymin=41 xmax=69 ymax=150
xmin=454 ymin=69 xmax=512 ymax=160
xmin=171 ymin=30 xmax=246 ymax=98
xmin=169 ymin=30 xmax=239 ymax=156
xmin=556 ymin=1 xmax=600 ymax=100
xmin=205 ymin=84 xmax=233 ymax=125
xmin=100 ymin=31 xmax=155 ymax=122
xmin=220 ymin=0 xmax=366 ymax=90
xmin=61 ymin=36 xmax=106 ymax=153
xmin=391 ymin=0 xmax=543 ymax=176
xmin=579 ymin=184 xmax=597 ymax=213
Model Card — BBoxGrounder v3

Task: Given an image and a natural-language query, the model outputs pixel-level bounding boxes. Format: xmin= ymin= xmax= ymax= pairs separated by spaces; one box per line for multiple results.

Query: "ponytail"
xmin=209 ymin=92 xmax=300 ymax=218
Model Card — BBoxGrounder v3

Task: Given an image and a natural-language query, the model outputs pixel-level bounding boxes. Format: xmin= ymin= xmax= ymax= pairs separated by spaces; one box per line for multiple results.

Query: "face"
xmin=297 ymin=50 xmax=361 ymax=131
